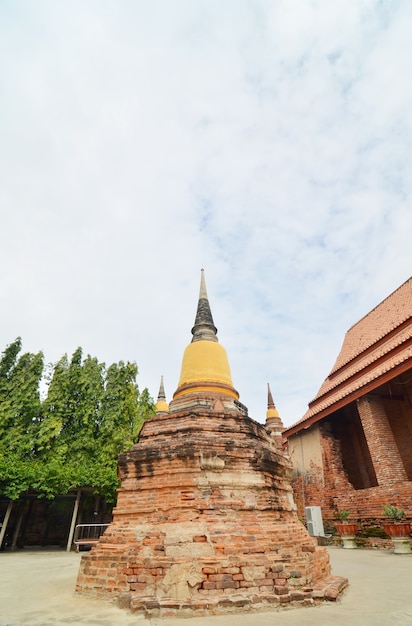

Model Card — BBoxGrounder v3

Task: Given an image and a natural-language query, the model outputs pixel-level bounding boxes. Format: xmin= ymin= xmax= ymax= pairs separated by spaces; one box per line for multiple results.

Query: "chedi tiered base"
xmin=76 ymin=398 xmax=346 ymax=617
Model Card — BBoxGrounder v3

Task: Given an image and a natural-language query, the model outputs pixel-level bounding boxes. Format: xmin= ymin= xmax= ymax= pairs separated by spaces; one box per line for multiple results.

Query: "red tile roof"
xmin=284 ymin=277 xmax=412 ymax=436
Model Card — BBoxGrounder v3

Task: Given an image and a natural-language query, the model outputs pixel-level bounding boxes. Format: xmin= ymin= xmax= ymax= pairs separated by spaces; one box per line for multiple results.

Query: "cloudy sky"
xmin=1 ymin=1 xmax=412 ymax=426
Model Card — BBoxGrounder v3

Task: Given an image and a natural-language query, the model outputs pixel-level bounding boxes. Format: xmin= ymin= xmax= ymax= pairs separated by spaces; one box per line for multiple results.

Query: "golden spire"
xmin=155 ymin=376 xmax=169 ymax=414
xmin=173 ymin=270 xmax=239 ymax=402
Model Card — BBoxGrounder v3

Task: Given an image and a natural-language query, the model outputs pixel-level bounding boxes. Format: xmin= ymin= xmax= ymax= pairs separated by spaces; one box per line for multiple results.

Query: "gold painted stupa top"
xmin=173 ymin=270 xmax=239 ymax=401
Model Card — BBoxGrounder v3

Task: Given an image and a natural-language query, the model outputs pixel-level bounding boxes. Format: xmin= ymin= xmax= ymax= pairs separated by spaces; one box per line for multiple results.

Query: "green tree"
xmin=0 ymin=340 xmax=154 ymax=503
xmin=36 ymin=348 xmax=105 ymax=496
xmin=0 ymin=338 xmax=44 ymax=499
xmin=35 ymin=349 xmax=154 ymax=501
xmin=100 ymin=361 xmax=147 ymax=457
xmin=0 ymin=337 xmax=22 ymax=383
xmin=95 ymin=361 xmax=154 ymax=500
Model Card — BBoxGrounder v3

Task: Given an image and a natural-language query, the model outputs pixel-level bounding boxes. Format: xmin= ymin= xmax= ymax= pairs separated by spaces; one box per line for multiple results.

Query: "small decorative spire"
xmin=155 ymin=376 xmax=169 ymax=414
xmin=265 ymin=384 xmax=284 ymax=447
xmin=158 ymin=376 xmax=166 ymax=401
xmin=267 ymin=383 xmax=279 ymax=417
xmin=191 ymin=269 xmax=218 ymax=343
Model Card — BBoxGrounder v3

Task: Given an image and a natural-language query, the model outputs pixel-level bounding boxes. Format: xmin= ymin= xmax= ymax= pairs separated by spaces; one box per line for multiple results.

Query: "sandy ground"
xmin=0 ymin=546 xmax=411 ymax=626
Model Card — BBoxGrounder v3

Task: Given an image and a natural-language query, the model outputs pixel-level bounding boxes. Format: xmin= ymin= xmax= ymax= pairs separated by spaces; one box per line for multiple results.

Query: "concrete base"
xmin=341 ymin=536 xmax=357 ymax=549
xmin=392 ymin=538 xmax=412 ymax=554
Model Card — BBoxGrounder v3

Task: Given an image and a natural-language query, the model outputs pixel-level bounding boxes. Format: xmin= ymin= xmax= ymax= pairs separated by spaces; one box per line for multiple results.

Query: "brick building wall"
xmin=288 ymin=376 xmax=412 ymax=527
xmin=286 ymin=278 xmax=412 ymax=542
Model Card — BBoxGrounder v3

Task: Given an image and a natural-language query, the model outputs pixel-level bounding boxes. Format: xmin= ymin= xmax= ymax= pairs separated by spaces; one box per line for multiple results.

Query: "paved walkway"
xmin=0 ymin=547 xmax=411 ymax=626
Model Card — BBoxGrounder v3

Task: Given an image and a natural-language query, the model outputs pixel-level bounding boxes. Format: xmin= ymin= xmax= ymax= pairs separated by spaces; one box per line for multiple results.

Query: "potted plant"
xmin=382 ymin=505 xmax=411 ymax=554
xmin=335 ymin=510 xmax=358 ymax=549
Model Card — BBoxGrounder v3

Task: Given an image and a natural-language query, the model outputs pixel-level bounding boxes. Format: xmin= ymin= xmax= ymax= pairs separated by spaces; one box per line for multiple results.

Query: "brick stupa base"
xmin=76 ymin=397 xmax=347 ymax=617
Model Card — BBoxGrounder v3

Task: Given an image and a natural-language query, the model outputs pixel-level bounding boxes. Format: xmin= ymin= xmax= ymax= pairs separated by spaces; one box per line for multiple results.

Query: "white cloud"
xmin=1 ymin=0 xmax=412 ymax=425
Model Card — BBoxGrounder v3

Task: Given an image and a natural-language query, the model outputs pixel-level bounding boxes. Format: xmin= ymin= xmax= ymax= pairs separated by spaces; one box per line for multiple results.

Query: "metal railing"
xmin=73 ymin=523 xmax=109 ymax=551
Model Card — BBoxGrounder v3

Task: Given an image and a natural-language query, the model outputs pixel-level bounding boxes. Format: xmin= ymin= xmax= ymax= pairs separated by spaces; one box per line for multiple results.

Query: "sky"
xmin=1 ymin=0 xmax=412 ymax=427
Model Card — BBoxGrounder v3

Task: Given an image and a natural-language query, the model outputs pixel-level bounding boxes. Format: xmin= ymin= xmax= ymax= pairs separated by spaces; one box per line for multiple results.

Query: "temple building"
xmin=76 ymin=270 xmax=346 ymax=617
xmin=284 ymin=277 xmax=412 ymax=529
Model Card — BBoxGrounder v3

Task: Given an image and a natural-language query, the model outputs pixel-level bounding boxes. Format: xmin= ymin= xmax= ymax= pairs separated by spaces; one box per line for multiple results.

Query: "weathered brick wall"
xmin=289 ymin=398 xmax=412 ymax=527
xmin=77 ymin=398 xmax=344 ymax=617
xmin=357 ymin=395 xmax=408 ymax=483
xmin=290 ymin=421 xmax=356 ymax=521
xmin=382 ymin=396 xmax=412 ymax=480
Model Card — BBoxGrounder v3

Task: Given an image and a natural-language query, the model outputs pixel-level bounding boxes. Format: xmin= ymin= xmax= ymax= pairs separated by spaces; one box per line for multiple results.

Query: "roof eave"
xmin=284 ymin=357 xmax=412 ymax=438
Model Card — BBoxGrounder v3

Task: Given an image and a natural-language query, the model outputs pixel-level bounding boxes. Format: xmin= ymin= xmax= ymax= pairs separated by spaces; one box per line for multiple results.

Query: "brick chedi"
xmin=76 ymin=270 xmax=347 ymax=617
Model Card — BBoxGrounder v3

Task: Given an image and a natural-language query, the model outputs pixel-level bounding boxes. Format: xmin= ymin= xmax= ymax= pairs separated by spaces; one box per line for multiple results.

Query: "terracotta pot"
xmin=382 ymin=522 xmax=411 ymax=538
xmin=335 ymin=523 xmax=358 ymax=536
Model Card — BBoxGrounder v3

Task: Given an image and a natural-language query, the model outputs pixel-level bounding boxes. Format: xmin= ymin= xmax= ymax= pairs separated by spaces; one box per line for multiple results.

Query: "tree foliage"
xmin=0 ymin=338 xmax=44 ymax=499
xmin=0 ymin=339 xmax=154 ymax=502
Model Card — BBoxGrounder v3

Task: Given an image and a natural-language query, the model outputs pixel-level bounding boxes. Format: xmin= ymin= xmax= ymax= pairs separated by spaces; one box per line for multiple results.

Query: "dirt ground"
xmin=0 ymin=546 xmax=412 ymax=626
